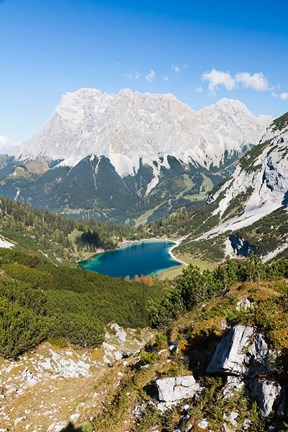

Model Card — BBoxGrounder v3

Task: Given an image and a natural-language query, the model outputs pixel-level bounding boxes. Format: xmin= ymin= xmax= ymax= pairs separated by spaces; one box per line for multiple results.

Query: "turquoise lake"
xmin=78 ymin=241 xmax=181 ymax=278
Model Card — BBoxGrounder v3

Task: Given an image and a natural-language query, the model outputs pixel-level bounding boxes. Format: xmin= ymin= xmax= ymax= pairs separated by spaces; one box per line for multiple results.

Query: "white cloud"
xmin=202 ymin=68 xmax=272 ymax=95
xmin=146 ymin=69 xmax=156 ymax=83
xmin=202 ymin=69 xmax=236 ymax=95
xmin=280 ymin=92 xmax=288 ymax=100
xmin=124 ymin=71 xmax=140 ymax=81
xmin=172 ymin=64 xmax=181 ymax=73
xmin=163 ymin=76 xmax=169 ymax=82
xmin=195 ymin=86 xmax=203 ymax=93
xmin=171 ymin=64 xmax=189 ymax=73
xmin=235 ymin=72 xmax=269 ymax=92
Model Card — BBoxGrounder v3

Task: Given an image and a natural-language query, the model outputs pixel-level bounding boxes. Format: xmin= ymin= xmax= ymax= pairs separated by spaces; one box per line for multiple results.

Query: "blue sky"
xmin=0 ymin=0 xmax=288 ymax=141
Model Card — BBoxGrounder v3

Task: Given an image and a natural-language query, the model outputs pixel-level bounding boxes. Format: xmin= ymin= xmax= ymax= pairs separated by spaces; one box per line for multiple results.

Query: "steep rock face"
xmin=14 ymin=89 xmax=271 ymax=176
xmin=207 ymin=325 xmax=284 ymax=418
xmin=206 ymin=325 xmax=254 ymax=375
xmin=177 ymin=112 xmax=288 ymax=261
xmin=1 ymin=90 xmax=272 ymax=223
xmin=204 ymin=127 xmax=288 ymax=238
xmin=248 ymin=379 xmax=282 ymax=417
xmin=207 ymin=325 xmax=274 ymax=378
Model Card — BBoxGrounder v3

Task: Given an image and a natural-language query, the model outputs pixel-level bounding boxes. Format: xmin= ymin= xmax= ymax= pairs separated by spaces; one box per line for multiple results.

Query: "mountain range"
xmin=0 ymin=89 xmax=271 ymax=224
xmin=0 ymin=91 xmax=287 ymax=431
xmin=159 ymin=112 xmax=288 ymax=262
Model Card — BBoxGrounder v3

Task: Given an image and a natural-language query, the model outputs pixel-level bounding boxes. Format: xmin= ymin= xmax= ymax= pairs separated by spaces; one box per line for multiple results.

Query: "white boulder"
xmin=223 ymin=376 xmax=244 ymax=398
xmin=207 ymin=325 xmax=254 ymax=375
xmin=197 ymin=419 xmax=209 ymax=429
xmin=224 ymin=411 xmax=239 ymax=427
xmin=109 ymin=323 xmax=127 ymax=342
xmin=207 ymin=326 xmax=274 ymax=378
xmin=249 ymin=379 xmax=282 ymax=417
xmin=156 ymin=375 xmax=200 ymax=402
xmin=236 ymin=298 xmax=252 ymax=311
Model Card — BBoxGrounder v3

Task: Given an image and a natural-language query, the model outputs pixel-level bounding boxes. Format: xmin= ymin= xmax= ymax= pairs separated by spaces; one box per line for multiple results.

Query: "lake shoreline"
xmin=78 ymin=237 xmax=188 ymax=277
xmin=157 ymin=237 xmax=188 ymax=279
xmin=119 ymin=237 xmax=189 ymax=273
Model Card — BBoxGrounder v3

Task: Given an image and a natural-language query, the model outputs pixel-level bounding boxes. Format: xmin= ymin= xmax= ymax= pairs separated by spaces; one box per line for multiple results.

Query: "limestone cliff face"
xmin=206 ymin=125 xmax=288 ymax=237
xmin=0 ymin=90 xmax=271 ymax=223
xmin=15 ymin=89 xmax=271 ymax=176
xmin=177 ymin=112 xmax=288 ymax=261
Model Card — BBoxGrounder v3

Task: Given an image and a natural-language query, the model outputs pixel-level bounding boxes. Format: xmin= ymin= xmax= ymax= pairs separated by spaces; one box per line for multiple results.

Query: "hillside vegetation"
xmin=0 ymin=195 xmax=147 ymax=263
xmin=77 ymin=256 xmax=288 ymax=432
xmin=0 ymin=248 xmax=165 ymax=359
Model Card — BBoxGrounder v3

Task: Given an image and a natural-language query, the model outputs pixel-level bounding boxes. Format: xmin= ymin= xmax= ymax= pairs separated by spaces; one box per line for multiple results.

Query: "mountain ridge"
xmin=0 ymin=89 xmax=273 ymax=224
xmin=14 ymin=89 xmax=271 ymax=177
xmin=151 ymin=111 xmax=288 ymax=262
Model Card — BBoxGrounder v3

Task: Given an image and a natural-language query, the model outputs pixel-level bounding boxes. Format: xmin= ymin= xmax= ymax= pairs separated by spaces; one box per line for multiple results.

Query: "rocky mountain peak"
xmin=13 ymin=89 xmax=272 ymax=177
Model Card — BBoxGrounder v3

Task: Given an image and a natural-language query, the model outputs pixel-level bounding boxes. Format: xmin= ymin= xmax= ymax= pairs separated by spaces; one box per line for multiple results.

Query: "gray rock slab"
xmin=249 ymin=379 xmax=282 ymax=417
xmin=156 ymin=375 xmax=200 ymax=402
xmin=207 ymin=325 xmax=254 ymax=375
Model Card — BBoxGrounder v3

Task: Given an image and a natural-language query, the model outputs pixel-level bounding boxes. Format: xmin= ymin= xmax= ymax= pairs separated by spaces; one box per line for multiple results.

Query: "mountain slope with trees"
xmin=148 ymin=112 xmax=288 ymax=264
xmin=0 ymin=91 xmax=271 ymax=224
xmin=0 ymin=195 xmax=145 ymax=264
xmin=0 ymin=248 xmax=165 ymax=359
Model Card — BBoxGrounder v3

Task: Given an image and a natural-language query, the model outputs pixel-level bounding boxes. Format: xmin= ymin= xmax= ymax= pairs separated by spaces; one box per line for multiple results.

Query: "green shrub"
xmin=0 ymin=298 xmax=47 ymax=359
xmin=149 ymin=256 xmax=288 ymax=328
xmin=140 ymin=351 xmax=156 ymax=365
xmin=47 ymin=313 xmax=105 ymax=348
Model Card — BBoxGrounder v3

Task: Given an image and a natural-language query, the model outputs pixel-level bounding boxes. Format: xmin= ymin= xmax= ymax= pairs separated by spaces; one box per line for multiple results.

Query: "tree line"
xmin=0 ymin=195 xmax=143 ymax=260
xmin=149 ymin=255 xmax=288 ymax=328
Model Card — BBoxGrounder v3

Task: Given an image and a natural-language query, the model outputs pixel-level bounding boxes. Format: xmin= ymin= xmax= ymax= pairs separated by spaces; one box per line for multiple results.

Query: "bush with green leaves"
xmin=0 ymin=297 xmax=47 ymax=358
xmin=149 ymin=255 xmax=288 ymax=328
xmin=0 ymin=248 xmax=165 ymax=358
xmin=48 ymin=313 xmax=105 ymax=347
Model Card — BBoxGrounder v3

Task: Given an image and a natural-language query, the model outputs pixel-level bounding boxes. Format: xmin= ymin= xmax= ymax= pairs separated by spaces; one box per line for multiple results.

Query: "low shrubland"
xmin=0 ymin=248 xmax=165 ymax=359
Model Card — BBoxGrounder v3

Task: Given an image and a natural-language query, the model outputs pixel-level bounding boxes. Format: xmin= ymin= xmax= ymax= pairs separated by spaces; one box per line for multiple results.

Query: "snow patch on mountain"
xmin=145 ymin=161 xmax=161 ymax=196
xmin=262 ymin=240 xmax=288 ymax=263
xmin=109 ymin=153 xmax=139 ymax=177
xmin=14 ymin=89 xmax=272 ymax=177
xmin=0 ymin=135 xmax=15 ymax=154
xmin=199 ymin=127 xmax=288 ymax=240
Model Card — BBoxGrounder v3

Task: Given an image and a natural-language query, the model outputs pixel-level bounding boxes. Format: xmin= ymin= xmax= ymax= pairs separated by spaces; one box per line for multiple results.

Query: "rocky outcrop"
xmin=206 ymin=325 xmax=254 ymax=375
xmin=0 ymin=325 xmax=153 ymax=431
xmin=186 ymin=115 xmax=288 ymax=263
xmin=207 ymin=325 xmax=274 ymax=378
xmin=207 ymin=325 xmax=285 ymax=417
xmin=248 ymin=379 xmax=282 ymax=417
xmin=156 ymin=375 xmax=200 ymax=402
